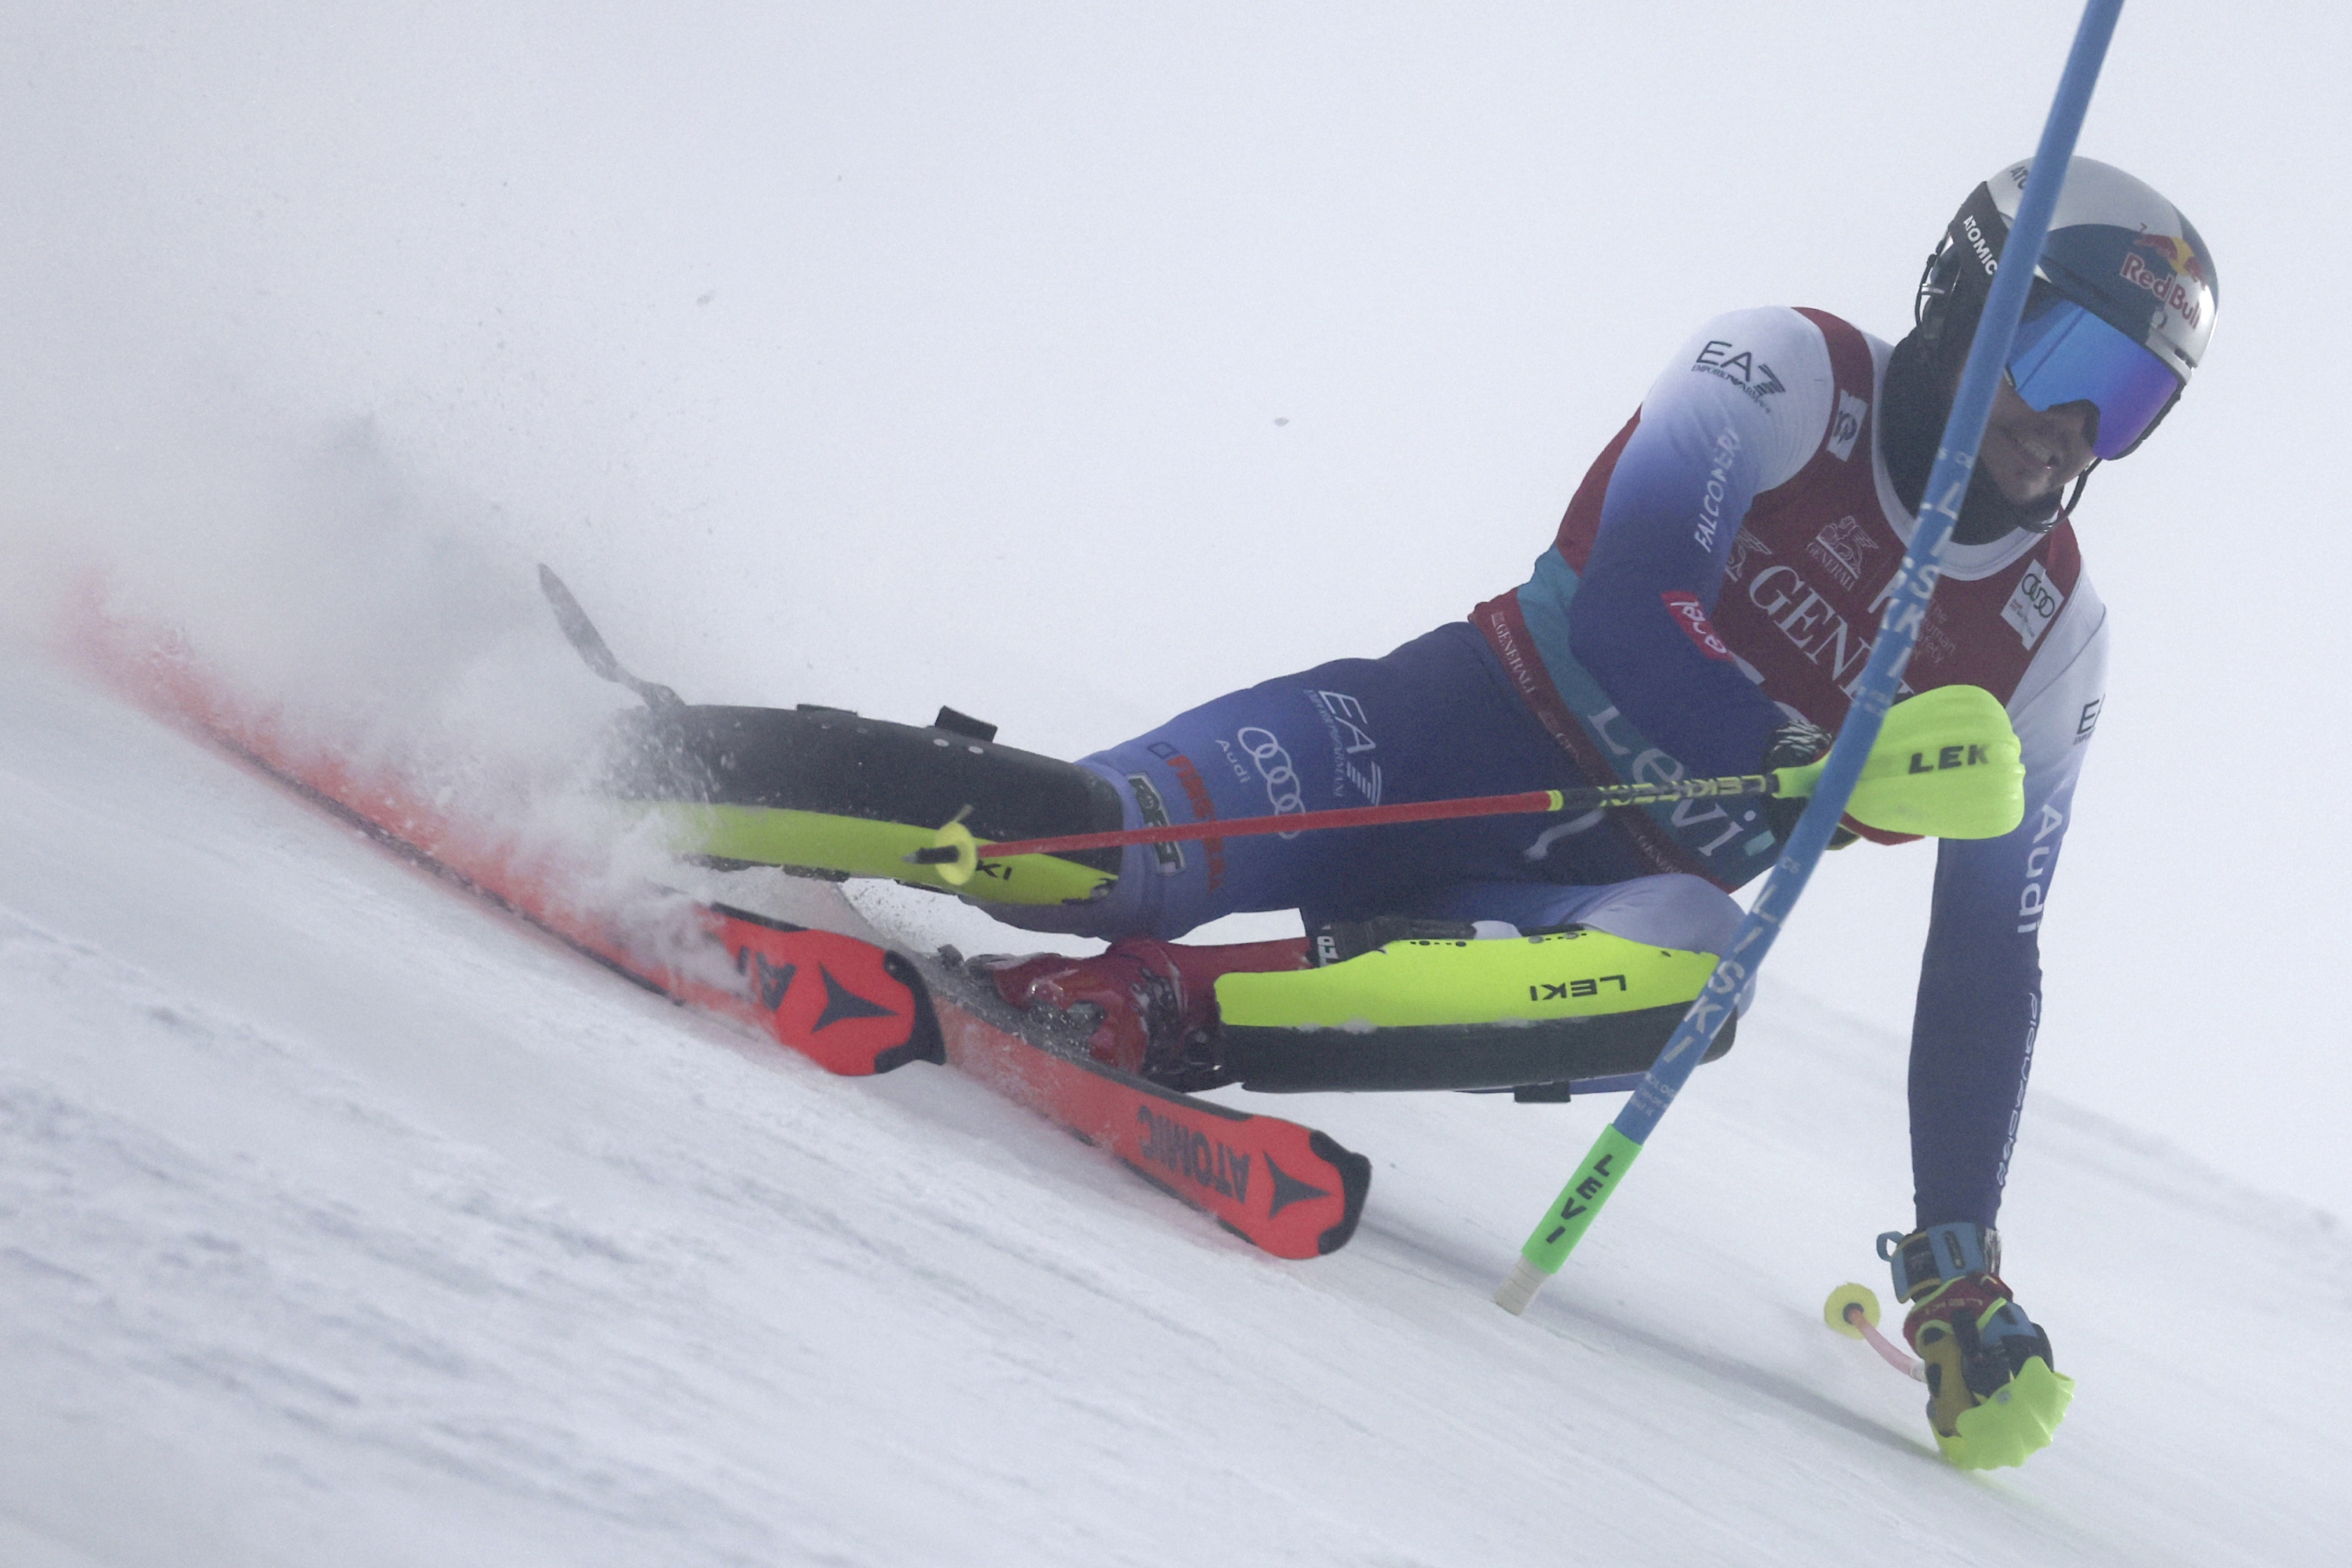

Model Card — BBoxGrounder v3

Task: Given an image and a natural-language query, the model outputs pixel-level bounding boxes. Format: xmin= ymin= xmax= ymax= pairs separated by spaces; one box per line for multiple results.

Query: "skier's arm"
xmin=1565 ymin=310 xmax=1832 ymax=776
xmin=1907 ymin=606 xmax=2109 ymax=1228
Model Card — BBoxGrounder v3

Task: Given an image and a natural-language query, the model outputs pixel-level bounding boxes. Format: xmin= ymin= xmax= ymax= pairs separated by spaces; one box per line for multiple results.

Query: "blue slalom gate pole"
xmin=1496 ymin=0 xmax=2128 ymax=1316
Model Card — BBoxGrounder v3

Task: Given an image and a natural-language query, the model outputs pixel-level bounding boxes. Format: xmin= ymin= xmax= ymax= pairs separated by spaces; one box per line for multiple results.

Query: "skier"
xmin=973 ymin=156 xmax=2217 ymax=1464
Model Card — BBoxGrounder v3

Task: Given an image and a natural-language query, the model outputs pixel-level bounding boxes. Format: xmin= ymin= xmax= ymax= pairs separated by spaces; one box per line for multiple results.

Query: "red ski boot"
xmin=977 ymin=936 xmax=1308 ymax=1089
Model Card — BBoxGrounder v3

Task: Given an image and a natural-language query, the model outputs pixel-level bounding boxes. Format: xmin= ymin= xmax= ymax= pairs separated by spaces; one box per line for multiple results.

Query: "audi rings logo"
xmin=1236 ymin=727 xmax=1305 ymax=830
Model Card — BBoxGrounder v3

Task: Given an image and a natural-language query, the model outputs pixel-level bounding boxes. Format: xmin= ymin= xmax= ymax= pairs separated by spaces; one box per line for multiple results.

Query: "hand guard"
xmin=1759 ymin=720 xmax=1858 ymax=851
xmin=1882 ymin=1223 xmax=2075 ymax=1469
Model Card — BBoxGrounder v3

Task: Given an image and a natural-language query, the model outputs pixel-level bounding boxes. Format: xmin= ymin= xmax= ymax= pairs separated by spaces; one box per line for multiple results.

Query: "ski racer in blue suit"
xmin=983 ymin=158 xmax=2216 ymax=1462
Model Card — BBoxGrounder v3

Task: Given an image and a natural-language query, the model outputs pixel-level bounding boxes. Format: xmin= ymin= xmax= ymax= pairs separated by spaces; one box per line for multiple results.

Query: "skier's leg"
xmin=991 ymin=619 xmax=1625 ymax=940
xmin=1375 ymin=873 xmax=1751 ymax=1006
xmin=977 ymin=626 xmax=1738 ymax=1081
xmin=980 ymin=868 xmax=1755 ymax=1083
xmin=606 ymin=620 xmax=1646 ymax=937
xmin=980 ymin=680 xmax=1350 ymax=941
xmin=594 ymin=701 xmax=1132 ymax=908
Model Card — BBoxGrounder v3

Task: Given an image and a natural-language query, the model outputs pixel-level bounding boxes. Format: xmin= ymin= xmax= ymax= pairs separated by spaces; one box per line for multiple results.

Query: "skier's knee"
xmin=1554 ymin=874 xmax=1755 ymax=1015
xmin=1561 ymin=874 xmax=1738 ymax=953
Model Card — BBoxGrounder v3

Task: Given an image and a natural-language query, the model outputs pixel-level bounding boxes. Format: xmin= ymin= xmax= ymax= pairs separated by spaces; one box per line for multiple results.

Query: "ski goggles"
xmin=2005 ymin=290 xmax=2183 ymax=460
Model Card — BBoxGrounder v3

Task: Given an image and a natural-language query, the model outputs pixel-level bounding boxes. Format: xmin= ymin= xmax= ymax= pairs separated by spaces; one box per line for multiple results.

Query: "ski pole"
xmin=1494 ymin=0 xmax=2125 ymax=1319
xmin=909 ymin=684 xmax=2022 ymax=880
xmin=1824 ymin=1283 xmax=1925 ymax=1381
xmin=911 ymin=776 xmax=1770 ymax=869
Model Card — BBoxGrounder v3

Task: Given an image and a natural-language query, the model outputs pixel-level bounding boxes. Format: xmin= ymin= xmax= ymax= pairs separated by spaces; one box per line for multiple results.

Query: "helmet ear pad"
xmin=1915 ymin=241 xmax=1971 ymax=364
xmin=1915 ymin=183 xmax=2009 ymax=370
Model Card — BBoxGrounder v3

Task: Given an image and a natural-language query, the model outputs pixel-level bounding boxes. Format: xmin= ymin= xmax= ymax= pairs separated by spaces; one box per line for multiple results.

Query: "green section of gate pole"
xmin=1494 ymin=1125 xmax=1644 ymax=1315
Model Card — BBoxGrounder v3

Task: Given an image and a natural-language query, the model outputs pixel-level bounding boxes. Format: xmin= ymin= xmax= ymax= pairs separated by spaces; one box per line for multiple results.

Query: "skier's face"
xmin=1976 ymin=372 xmax=2097 ymax=505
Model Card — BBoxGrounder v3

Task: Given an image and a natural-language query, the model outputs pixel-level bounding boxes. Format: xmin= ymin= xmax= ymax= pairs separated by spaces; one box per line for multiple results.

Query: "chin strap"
xmin=2060 ymin=459 xmax=2098 ymax=518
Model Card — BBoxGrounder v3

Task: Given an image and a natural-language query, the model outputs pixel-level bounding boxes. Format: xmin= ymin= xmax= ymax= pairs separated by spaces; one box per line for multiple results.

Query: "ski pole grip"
xmin=1495 ymin=1126 xmax=1643 ymax=1314
xmin=1824 ymin=1283 xmax=1927 ymax=1381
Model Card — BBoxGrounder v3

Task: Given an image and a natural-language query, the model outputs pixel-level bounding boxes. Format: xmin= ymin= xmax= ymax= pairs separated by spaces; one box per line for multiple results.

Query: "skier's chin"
xmin=1949 ymin=457 xmax=2065 ymax=544
xmin=1985 ymin=467 xmax=2062 ymax=508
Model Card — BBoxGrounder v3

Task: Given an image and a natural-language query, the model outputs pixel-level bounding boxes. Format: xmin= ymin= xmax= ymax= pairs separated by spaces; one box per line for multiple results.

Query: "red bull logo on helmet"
xmin=2132 ymin=228 xmax=2208 ymax=285
xmin=2119 ymin=230 xmax=2204 ymax=327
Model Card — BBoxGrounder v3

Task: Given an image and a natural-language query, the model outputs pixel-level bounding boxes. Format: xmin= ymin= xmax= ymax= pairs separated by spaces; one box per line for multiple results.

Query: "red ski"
xmin=75 ymin=609 xmax=1368 ymax=1259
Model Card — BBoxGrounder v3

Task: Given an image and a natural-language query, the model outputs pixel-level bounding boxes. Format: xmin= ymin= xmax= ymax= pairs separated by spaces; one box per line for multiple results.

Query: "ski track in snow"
xmin=2 ymin=653 xmax=2347 ymax=1568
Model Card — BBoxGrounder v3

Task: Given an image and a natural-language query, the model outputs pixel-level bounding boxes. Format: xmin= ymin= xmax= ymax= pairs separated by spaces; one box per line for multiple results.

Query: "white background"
xmin=3 ymin=4 xmax=2343 ymax=1269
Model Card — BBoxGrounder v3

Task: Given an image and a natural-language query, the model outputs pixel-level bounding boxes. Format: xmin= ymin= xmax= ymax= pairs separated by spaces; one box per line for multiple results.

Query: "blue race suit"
xmin=1012 ymin=307 xmax=2107 ymax=1233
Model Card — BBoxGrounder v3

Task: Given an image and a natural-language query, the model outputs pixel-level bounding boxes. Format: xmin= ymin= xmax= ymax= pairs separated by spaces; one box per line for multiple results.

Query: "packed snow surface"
xmin=4 ymin=652 xmax=2345 ymax=1567
xmin=7 ymin=9 xmax=2351 ymax=1559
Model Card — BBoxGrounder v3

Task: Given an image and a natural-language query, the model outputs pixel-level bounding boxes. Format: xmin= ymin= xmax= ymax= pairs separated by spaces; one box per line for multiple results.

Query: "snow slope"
xmin=7 ymin=8 xmax=2352 ymax=1558
xmin=5 ymin=649 xmax=2345 ymax=1567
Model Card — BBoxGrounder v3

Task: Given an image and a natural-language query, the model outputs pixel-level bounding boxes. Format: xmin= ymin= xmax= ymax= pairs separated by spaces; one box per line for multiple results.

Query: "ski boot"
xmin=975 ymin=937 xmax=1311 ymax=1090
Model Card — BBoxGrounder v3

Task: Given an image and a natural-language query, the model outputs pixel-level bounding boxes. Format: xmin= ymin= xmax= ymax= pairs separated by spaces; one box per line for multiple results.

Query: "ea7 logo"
xmin=1693 ymin=339 xmax=1785 ymax=403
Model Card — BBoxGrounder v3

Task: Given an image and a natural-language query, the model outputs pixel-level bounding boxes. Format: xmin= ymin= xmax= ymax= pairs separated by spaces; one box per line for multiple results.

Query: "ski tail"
xmin=703 ymin=906 xmax=946 ymax=1074
xmin=931 ymin=973 xmax=1370 ymax=1257
xmin=73 ymin=601 xmax=935 ymax=1078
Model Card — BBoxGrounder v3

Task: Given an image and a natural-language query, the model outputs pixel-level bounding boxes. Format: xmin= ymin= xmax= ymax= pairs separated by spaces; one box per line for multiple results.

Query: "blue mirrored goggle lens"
xmin=2006 ymin=299 xmax=2182 ymax=460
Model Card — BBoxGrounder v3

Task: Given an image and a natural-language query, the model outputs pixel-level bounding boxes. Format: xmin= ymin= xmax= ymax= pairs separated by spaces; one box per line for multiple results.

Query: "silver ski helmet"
xmin=1917 ymin=156 xmax=2216 ymax=459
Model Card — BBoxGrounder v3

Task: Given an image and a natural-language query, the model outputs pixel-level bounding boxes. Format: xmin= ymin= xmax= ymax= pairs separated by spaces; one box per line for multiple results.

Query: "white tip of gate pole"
xmin=1494 ymin=1258 xmax=1550 ymax=1316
